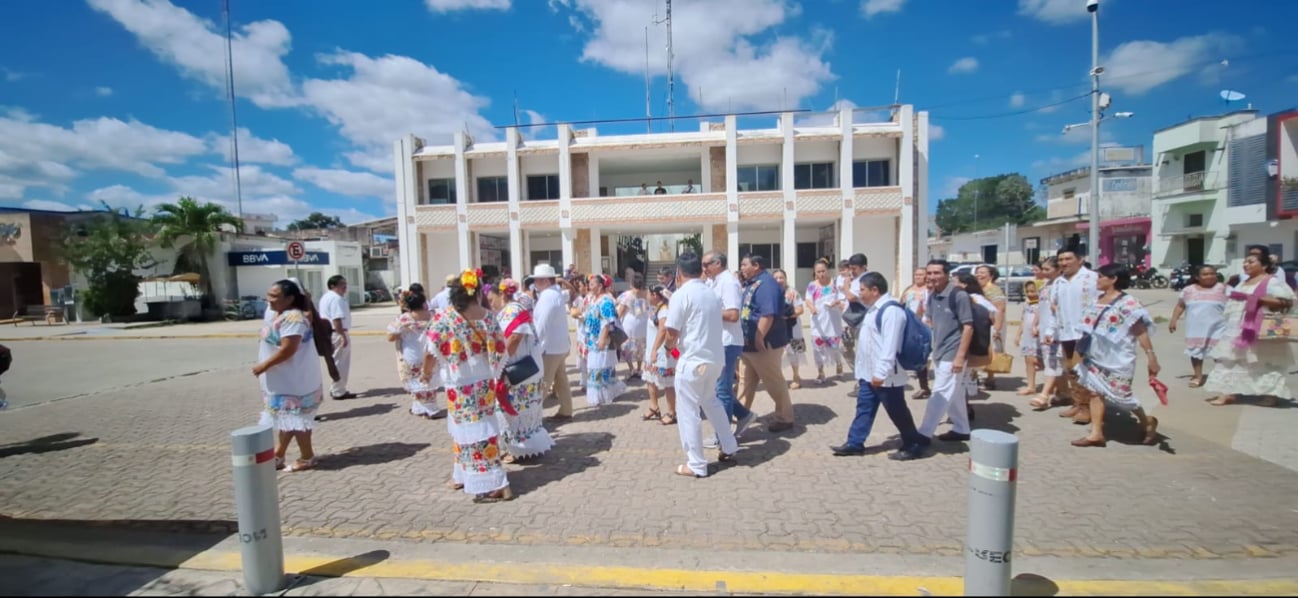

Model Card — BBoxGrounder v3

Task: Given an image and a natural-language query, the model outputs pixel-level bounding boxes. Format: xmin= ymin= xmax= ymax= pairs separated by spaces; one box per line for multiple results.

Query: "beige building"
xmin=392 ymin=106 xmax=930 ymax=290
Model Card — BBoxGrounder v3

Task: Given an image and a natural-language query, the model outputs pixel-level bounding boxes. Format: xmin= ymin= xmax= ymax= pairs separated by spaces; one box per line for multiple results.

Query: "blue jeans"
xmin=845 ymin=382 xmax=923 ymax=452
xmin=716 ymin=344 xmax=752 ymax=422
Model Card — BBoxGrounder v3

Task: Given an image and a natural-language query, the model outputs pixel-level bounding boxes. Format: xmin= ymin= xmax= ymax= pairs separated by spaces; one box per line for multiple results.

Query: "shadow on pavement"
xmin=0 ymin=433 xmax=99 ymax=459
xmin=735 ymin=437 xmax=790 ymax=468
xmin=1011 ymin=572 xmax=1061 ymax=596
xmin=509 ymin=432 xmax=613 ymax=496
xmin=1105 ymin=413 xmax=1176 ymax=455
xmin=283 ymin=549 xmax=391 ymax=591
xmin=359 ymin=387 xmax=405 ymax=398
xmin=315 ymin=442 xmax=431 ymax=471
xmin=318 ymin=403 xmax=399 ymax=422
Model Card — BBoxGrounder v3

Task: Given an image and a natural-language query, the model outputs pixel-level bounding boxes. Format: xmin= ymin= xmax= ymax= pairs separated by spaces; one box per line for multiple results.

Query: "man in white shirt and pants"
xmin=664 ymin=252 xmax=739 ymax=478
xmin=830 ymin=272 xmax=926 ymax=460
xmin=429 ymin=274 xmax=454 ymax=312
xmin=531 ymin=264 xmax=575 ymax=419
xmin=318 ymin=275 xmax=356 ymax=399
xmin=1045 ymin=249 xmax=1099 ymax=423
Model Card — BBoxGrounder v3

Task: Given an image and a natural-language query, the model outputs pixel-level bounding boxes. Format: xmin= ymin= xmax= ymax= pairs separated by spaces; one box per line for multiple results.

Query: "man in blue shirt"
xmin=738 ymin=255 xmax=795 ymax=432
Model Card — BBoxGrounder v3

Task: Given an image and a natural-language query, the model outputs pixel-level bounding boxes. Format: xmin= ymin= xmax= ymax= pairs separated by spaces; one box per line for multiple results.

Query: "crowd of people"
xmin=249 ymin=244 xmax=1296 ymax=502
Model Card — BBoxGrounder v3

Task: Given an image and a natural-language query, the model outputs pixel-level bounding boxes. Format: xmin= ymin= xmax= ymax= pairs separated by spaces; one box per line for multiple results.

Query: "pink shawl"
xmin=1233 ymin=275 xmax=1273 ymax=349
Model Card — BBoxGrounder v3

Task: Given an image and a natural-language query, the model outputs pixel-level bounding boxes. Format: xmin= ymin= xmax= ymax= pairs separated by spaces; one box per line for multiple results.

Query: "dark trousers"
xmin=846 ymin=382 xmax=923 ymax=452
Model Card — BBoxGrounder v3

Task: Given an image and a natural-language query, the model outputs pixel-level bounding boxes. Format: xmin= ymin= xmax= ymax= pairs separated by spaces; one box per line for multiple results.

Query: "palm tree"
xmin=152 ymin=196 xmax=243 ymax=300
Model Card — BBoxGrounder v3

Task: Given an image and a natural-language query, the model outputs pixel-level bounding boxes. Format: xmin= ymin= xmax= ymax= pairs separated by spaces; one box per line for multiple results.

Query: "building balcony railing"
xmin=1155 ymin=171 xmax=1219 ymax=197
xmin=572 ymin=192 xmax=727 ymax=225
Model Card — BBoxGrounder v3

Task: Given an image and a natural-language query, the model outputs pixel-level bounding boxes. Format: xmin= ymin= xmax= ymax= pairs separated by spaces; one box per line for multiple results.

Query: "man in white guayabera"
xmin=318 ymin=275 xmax=356 ymax=400
xmin=531 ymin=263 xmax=575 ymax=420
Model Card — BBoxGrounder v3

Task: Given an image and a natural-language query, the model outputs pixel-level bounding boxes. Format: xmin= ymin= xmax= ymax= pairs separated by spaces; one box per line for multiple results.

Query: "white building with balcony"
xmin=392 ymin=106 xmax=929 ymax=290
xmin=1031 ymin=146 xmax=1153 ymax=266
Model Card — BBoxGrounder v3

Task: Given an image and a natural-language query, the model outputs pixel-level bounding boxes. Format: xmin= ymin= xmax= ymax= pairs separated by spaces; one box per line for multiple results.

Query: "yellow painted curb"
xmin=167 ymin=551 xmax=1298 ymax=596
xmin=0 ymin=330 xmax=388 ymax=342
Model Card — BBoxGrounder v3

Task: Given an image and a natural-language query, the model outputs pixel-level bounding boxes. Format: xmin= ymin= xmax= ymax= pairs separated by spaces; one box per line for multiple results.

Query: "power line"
xmin=222 ymin=0 xmax=243 ymax=218
xmin=931 ymin=92 xmax=1091 ymax=121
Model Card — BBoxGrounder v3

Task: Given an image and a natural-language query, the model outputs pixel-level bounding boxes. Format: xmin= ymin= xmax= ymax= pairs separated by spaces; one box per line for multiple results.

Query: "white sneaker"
xmin=734 ymin=412 xmax=756 ymax=438
xmin=704 ymin=435 xmax=719 ymax=449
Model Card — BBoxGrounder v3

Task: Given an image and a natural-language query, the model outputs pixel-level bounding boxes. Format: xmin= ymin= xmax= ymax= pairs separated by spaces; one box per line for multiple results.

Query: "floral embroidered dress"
xmin=495 ymin=301 xmax=554 ymax=459
xmin=258 ymin=309 xmax=324 ymax=432
xmin=804 ymin=282 xmax=844 ymax=369
xmin=1204 ymin=276 xmax=1296 ymax=400
xmin=583 ymin=294 xmax=627 ymax=406
xmin=1178 ymin=283 xmax=1227 ymax=360
xmin=1019 ymin=300 xmax=1039 ymax=357
xmin=643 ymin=303 xmax=676 ymax=388
xmin=783 ymin=288 xmax=806 ymax=367
xmin=425 ymin=308 xmax=510 ymax=495
xmin=1073 ymin=293 xmax=1155 ymax=412
xmin=388 ymin=312 xmax=439 ymax=416
xmin=1035 ymin=282 xmax=1063 ymax=377
xmin=573 ymin=294 xmax=591 ymax=386
xmin=618 ymin=290 xmax=649 ymax=365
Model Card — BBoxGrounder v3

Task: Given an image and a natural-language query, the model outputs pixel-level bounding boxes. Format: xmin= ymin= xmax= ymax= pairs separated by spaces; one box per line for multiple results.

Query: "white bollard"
xmin=230 ymin=424 xmax=285 ymax=595
xmin=964 ymin=429 xmax=1019 ymax=596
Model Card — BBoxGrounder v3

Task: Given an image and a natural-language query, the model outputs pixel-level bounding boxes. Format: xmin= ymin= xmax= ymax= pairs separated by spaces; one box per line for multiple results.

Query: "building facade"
xmin=1032 ymin=146 xmax=1153 ymax=267
xmin=393 ymin=106 xmax=929 ymax=291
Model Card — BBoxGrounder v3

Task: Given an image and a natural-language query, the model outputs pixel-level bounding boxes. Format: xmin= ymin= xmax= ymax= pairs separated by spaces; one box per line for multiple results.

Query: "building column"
xmin=393 ymin=135 xmax=420 ymax=287
xmin=781 ymin=112 xmax=797 ymax=271
xmin=839 ymin=105 xmax=855 ymax=260
xmin=590 ymin=227 xmax=602 ymax=275
xmin=725 ymin=115 xmax=740 ymax=265
xmin=898 ymin=105 xmax=916 ymax=286
xmin=916 ymin=110 xmax=931 ymax=266
xmin=453 ymin=131 xmax=472 ymax=270
xmin=700 ymin=148 xmax=712 ymax=194
xmin=561 ymin=227 xmax=575 ymax=274
xmin=506 ymin=126 xmax=524 ymax=278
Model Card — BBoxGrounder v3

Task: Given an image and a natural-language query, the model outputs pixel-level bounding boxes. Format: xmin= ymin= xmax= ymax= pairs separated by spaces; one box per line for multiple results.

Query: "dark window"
xmin=794 ymin=162 xmax=834 ymax=190
xmin=851 ymin=160 xmax=891 ymax=187
xmin=476 ymin=176 xmax=508 ymax=203
xmin=1183 ymin=151 xmax=1206 ymax=176
xmin=737 ymin=165 xmax=780 ymax=191
xmin=426 ymin=178 xmax=456 ymax=204
xmin=795 ymin=242 xmax=818 ymax=269
xmin=526 ymin=174 xmax=560 ymax=200
xmin=738 ymin=243 xmax=782 ymax=269
xmin=1187 ymin=213 xmax=1204 ymax=228
xmin=1227 ymin=134 xmax=1266 ymax=207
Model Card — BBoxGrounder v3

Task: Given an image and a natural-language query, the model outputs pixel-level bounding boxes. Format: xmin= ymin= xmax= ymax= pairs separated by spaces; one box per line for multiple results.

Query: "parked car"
xmin=950 ymin=263 xmax=1036 ymax=302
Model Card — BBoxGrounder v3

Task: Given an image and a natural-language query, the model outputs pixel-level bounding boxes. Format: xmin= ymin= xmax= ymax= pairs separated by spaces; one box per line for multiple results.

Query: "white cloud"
xmin=860 ymin=0 xmax=905 ymax=19
xmin=948 ymin=57 xmax=978 ymax=74
xmin=1009 ymin=92 xmax=1026 ymax=108
xmin=1 ymin=67 xmax=25 ymax=82
xmin=928 ymin=123 xmax=945 ymax=141
xmin=87 ymin=183 xmax=380 ymax=226
xmin=293 ymin=167 xmax=391 ymax=199
xmin=1031 ymin=150 xmax=1090 ymax=172
xmin=1102 ymin=33 xmax=1243 ymax=95
xmin=87 ymin=0 xmax=297 ymax=108
xmin=1017 ymin=0 xmax=1089 ymax=24
xmin=301 ymin=51 xmax=494 ymax=173
xmin=972 ymin=30 xmax=1011 ymax=44
xmin=22 ymin=199 xmax=95 ymax=212
xmin=170 ymin=164 xmax=301 ymax=199
xmin=940 ymin=176 xmax=970 ymax=198
xmin=560 ymin=0 xmax=835 ymax=112
xmin=95 ymin=86 xmax=113 ymax=97
xmin=425 ymin=0 xmax=510 ymax=11
xmin=208 ymin=127 xmax=297 ymax=166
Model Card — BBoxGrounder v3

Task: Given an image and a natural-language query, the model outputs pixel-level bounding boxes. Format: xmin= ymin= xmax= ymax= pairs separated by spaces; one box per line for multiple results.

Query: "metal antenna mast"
xmin=653 ymin=0 xmax=675 ymax=131
xmin=644 ymin=25 xmax=651 ymax=133
xmin=222 ymin=0 xmax=243 ymax=218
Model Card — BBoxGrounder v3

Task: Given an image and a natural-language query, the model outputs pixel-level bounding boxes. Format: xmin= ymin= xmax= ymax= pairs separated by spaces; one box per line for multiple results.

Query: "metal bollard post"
xmin=964 ymin=429 xmax=1019 ymax=597
xmin=230 ymin=424 xmax=285 ymax=595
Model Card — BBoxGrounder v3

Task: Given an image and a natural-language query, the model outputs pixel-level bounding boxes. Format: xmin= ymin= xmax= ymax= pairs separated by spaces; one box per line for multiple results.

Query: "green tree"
xmin=60 ymin=202 xmax=158 ymax=318
xmin=152 ymin=196 xmax=243 ymax=299
xmin=932 ymin=173 xmax=1045 ymax=235
xmin=287 ymin=212 xmax=345 ymax=231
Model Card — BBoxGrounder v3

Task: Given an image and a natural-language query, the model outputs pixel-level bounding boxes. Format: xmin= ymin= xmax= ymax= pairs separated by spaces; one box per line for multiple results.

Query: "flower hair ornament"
xmin=498 ymin=278 xmax=519 ymax=296
xmin=589 ymin=274 xmax=612 ymax=289
xmin=460 ymin=268 xmax=483 ymax=296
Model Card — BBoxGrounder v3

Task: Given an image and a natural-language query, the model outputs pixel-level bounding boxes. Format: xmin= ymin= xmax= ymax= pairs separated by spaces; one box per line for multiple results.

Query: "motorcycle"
xmin=1168 ymin=262 xmax=1195 ymax=291
xmin=1130 ymin=264 xmax=1169 ymax=290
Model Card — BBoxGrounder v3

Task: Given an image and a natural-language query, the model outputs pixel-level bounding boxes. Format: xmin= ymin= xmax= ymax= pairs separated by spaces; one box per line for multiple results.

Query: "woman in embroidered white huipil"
xmin=419 ymin=269 xmax=512 ymax=502
xmin=773 ymin=268 xmax=806 ymax=390
xmin=489 ymin=280 xmax=553 ymax=461
xmin=388 ymin=293 xmax=441 ymax=418
xmin=642 ymin=285 xmax=678 ymax=425
xmin=1070 ymin=264 xmax=1161 ymax=447
xmin=617 ymin=275 xmax=650 ymax=380
xmin=583 ymin=274 xmax=626 ymax=406
xmin=804 ymin=259 xmax=845 ymax=385
xmin=569 ymin=278 xmax=591 ymax=390
xmin=1168 ymin=265 xmax=1227 ymax=389
xmin=254 ymin=280 xmax=324 ymax=472
xmin=1030 ymin=257 xmax=1064 ymax=411
xmin=1205 ymin=252 xmax=1296 ymax=408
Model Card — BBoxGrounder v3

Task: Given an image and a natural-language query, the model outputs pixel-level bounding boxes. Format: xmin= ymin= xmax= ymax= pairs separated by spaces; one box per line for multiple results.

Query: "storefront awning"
xmin=1075 ymin=216 xmax=1151 ymax=230
xmin=1030 ymin=215 xmax=1086 ymax=228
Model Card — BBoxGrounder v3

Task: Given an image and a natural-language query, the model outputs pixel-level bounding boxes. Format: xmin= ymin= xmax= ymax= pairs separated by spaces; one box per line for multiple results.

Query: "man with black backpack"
xmin=916 ymin=260 xmax=979 ymax=443
xmin=830 ymin=272 xmax=926 ymax=460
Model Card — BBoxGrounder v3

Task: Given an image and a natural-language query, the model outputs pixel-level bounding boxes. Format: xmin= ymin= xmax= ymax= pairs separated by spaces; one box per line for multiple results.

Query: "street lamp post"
xmin=1087 ymin=0 xmax=1101 ymax=264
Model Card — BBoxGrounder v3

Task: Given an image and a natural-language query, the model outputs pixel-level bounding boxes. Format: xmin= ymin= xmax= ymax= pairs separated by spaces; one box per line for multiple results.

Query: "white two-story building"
xmin=1031 ymin=146 xmax=1153 ymax=267
xmin=392 ymin=106 xmax=929 ymax=290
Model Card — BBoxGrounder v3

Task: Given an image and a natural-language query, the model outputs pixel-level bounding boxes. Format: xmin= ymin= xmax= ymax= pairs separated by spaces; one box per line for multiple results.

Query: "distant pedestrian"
xmin=642 ymin=285 xmax=678 ymax=425
xmin=318 ymin=275 xmax=356 ymax=399
xmin=253 ymin=279 xmax=324 ymax=472
xmin=387 ymin=293 xmax=442 ymax=419
xmin=583 ymin=274 xmax=627 ymax=406
xmin=489 ymin=279 xmax=554 ymax=462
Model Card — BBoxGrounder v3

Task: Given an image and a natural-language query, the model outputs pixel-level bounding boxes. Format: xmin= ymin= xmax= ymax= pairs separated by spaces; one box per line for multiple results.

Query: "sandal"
xmin=274 ymin=456 xmax=285 ymax=471
xmin=446 ymin=480 xmax=465 ymax=491
xmin=285 ymin=457 xmax=317 ymax=472
xmin=1029 ymin=396 xmax=1051 ymax=411
xmin=1015 ymin=387 xmax=1036 ymax=396
xmin=790 ymin=381 xmax=802 ymax=390
xmin=1071 ymin=437 xmax=1107 ymax=448
xmin=1142 ymin=416 xmax=1160 ymax=445
xmin=1188 ymin=378 xmax=1203 ymax=389
xmin=674 ymin=464 xmax=704 ymax=478
xmin=641 ymin=408 xmax=662 ymax=421
xmin=474 ymin=487 xmax=514 ymax=503
xmin=1208 ymin=395 xmax=1236 ymax=406
xmin=912 ymin=389 xmax=931 ymax=400
xmin=660 ymin=413 xmax=677 ymax=426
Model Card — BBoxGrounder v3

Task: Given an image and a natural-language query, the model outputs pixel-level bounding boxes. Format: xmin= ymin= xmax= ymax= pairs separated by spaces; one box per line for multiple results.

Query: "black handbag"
xmin=1075 ymin=293 xmax=1124 ymax=359
xmin=607 ymin=321 xmax=629 ymax=350
xmin=504 ymin=355 xmax=540 ymax=386
xmin=842 ymin=302 xmax=867 ymax=328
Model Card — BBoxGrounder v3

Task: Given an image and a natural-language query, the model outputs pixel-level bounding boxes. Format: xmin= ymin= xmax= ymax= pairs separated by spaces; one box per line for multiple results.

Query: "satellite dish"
xmin=1221 ymin=89 xmax=1246 ymax=102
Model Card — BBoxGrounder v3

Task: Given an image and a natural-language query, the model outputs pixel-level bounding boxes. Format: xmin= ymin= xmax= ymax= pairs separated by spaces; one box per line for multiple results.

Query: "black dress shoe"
xmin=830 ymin=444 xmax=867 ymax=456
xmin=938 ymin=431 xmax=971 ymax=442
xmin=333 ymin=392 xmax=358 ymax=400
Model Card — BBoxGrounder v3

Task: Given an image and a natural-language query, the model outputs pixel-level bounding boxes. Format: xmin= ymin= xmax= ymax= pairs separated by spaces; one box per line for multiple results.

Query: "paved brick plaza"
xmin=2 ymin=333 xmax=1298 ymax=564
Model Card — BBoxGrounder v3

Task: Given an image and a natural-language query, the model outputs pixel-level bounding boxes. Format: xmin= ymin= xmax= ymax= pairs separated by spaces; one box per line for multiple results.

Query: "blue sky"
xmin=1 ymin=0 xmax=1295 ymax=226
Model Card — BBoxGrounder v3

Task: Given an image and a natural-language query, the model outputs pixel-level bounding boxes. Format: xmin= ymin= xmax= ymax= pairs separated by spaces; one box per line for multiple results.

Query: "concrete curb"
xmin=0 ymin=330 xmax=390 ymax=342
xmin=1 ymin=520 xmax=1295 ymax=596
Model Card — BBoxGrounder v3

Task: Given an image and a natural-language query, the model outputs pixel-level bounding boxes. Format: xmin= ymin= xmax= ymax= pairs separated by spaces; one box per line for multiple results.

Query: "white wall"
xmin=470 ymin=156 xmax=507 ymax=178
xmin=424 ymin=231 xmax=461 ymax=288
xmin=1227 ymin=222 xmax=1298 ymax=273
xmin=794 ymin=140 xmax=838 ymax=164
xmin=737 ymin=144 xmax=781 ymax=166
xmin=520 ymin=155 xmax=559 ymax=178
xmin=851 ymin=137 xmax=893 ymax=161
xmin=529 ymin=234 xmax=561 ymax=252
xmin=599 ymin=170 xmax=702 ymax=192
xmin=852 ymin=215 xmax=898 ymax=285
